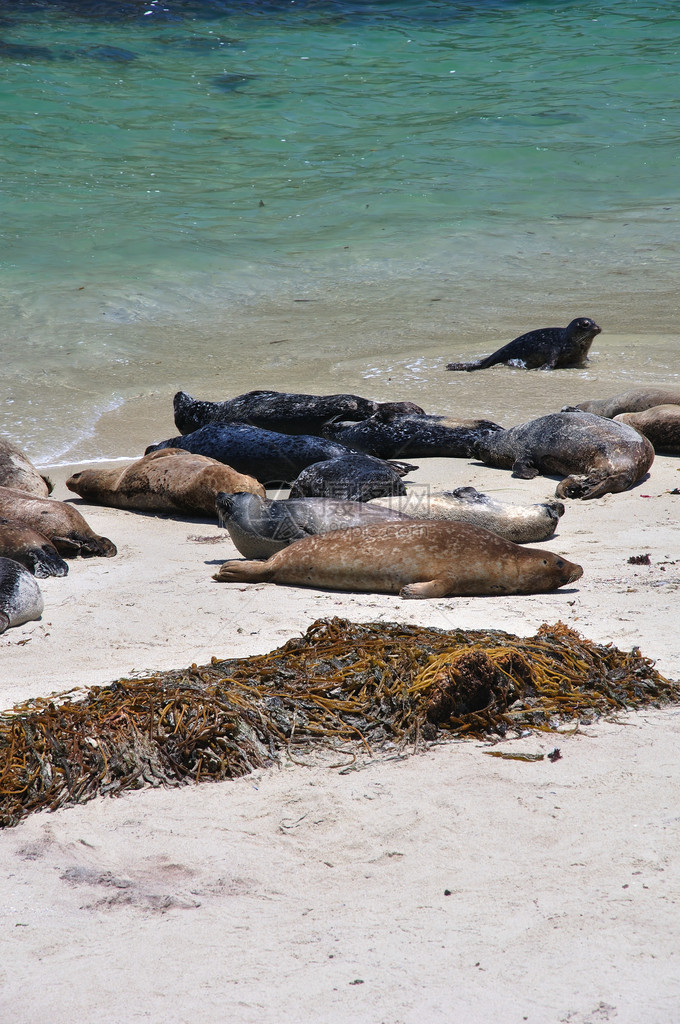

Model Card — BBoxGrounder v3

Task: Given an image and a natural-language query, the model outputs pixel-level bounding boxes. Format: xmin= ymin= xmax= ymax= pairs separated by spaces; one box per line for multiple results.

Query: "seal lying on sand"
xmin=447 ymin=317 xmax=601 ymax=371
xmin=0 ymin=439 xmax=52 ymax=497
xmin=472 ymin=412 xmax=654 ymax=499
xmin=564 ymin=385 xmax=680 ymax=418
xmin=173 ymin=389 xmax=424 ymax=436
xmin=66 ymin=449 xmax=265 ymax=516
xmin=0 ymin=517 xmax=69 ymax=577
xmin=614 ymin=406 xmax=680 ymax=454
xmin=321 ymin=408 xmax=503 ymax=459
xmin=213 ymin=520 xmax=583 ymax=598
xmin=0 ymin=557 xmax=44 ymax=632
xmin=0 ymin=487 xmax=117 ymax=557
xmin=216 ymin=491 xmax=412 ymax=559
xmin=145 ymin=423 xmax=368 ymax=486
xmin=370 ymin=486 xmax=564 ymax=543
xmin=288 ymin=454 xmax=416 ymax=502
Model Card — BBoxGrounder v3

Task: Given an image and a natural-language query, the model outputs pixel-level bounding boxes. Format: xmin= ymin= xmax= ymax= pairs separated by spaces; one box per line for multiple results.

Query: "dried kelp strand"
xmin=0 ymin=617 xmax=678 ymax=828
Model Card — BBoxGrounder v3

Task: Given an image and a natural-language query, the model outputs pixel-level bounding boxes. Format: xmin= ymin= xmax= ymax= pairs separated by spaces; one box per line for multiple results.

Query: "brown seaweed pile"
xmin=1 ymin=617 xmax=678 ymax=828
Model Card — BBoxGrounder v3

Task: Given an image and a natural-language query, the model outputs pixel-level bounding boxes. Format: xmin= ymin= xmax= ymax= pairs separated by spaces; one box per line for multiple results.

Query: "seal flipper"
xmin=213 ymin=559 xmax=274 ymax=583
xmin=400 ymin=579 xmax=452 ymax=599
xmin=511 ymin=457 xmax=540 ymax=479
xmin=29 ymin=545 xmax=69 ymax=578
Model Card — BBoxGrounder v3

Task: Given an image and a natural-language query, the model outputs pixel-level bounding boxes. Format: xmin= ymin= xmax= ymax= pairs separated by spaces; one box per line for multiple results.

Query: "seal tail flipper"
xmin=400 ymin=579 xmax=452 ymax=599
xmin=446 ymin=359 xmax=485 ymax=372
xmin=213 ymin=559 xmax=274 ymax=583
xmin=31 ymin=547 xmax=70 ymax=578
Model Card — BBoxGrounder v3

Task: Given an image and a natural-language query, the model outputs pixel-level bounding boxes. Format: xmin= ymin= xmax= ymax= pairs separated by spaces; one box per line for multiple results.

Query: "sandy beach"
xmin=1 ymin=441 xmax=679 ymax=1023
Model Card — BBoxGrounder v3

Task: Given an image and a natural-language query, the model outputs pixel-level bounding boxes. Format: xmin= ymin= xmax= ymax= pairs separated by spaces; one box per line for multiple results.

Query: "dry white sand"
xmin=1 ymin=454 xmax=679 ymax=1024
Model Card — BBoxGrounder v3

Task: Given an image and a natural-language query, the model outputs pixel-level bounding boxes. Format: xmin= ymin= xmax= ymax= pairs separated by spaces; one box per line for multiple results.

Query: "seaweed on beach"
xmin=1 ymin=617 xmax=678 ymax=828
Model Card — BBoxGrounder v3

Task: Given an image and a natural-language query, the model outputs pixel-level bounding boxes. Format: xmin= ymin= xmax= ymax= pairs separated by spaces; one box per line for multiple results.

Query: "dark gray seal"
xmin=0 ymin=438 xmax=52 ymax=497
xmin=472 ymin=411 xmax=654 ymax=499
xmin=0 ymin=487 xmax=117 ymax=558
xmin=321 ymin=408 xmax=504 ymax=459
xmin=564 ymin=385 xmax=680 ymax=418
xmin=614 ymin=406 xmax=680 ymax=454
xmin=447 ymin=317 xmax=601 ymax=371
xmin=145 ymin=423 xmax=364 ymax=486
xmin=173 ymin=389 xmax=425 ymax=436
xmin=0 ymin=557 xmax=44 ymax=633
xmin=0 ymin=517 xmax=69 ymax=577
xmin=370 ymin=487 xmax=564 ymax=543
xmin=216 ymin=491 xmax=413 ymax=559
xmin=288 ymin=454 xmax=416 ymax=502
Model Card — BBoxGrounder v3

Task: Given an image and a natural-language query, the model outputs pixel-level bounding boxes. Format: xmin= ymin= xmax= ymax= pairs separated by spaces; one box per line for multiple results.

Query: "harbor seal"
xmin=66 ymin=449 xmax=265 ymax=516
xmin=212 ymin=520 xmax=583 ymax=598
xmin=472 ymin=412 xmax=654 ymax=499
xmin=564 ymin=385 xmax=680 ymax=418
xmin=0 ymin=438 xmax=52 ymax=496
xmin=173 ymin=389 xmax=424 ymax=436
xmin=216 ymin=491 xmax=412 ymax=559
xmin=288 ymin=454 xmax=416 ymax=502
xmin=447 ymin=317 xmax=601 ymax=371
xmin=145 ymin=423 xmax=364 ymax=486
xmin=613 ymin=405 xmax=680 ymax=454
xmin=0 ymin=557 xmax=44 ymax=632
xmin=0 ymin=487 xmax=117 ymax=557
xmin=370 ymin=486 xmax=564 ymax=543
xmin=0 ymin=517 xmax=69 ymax=577
xmin=321 ymin=408 xmax=504 ymax=459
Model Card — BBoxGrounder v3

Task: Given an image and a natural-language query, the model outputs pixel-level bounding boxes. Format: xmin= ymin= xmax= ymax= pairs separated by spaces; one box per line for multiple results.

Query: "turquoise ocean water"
xmin=1 ymin=0 xmax=678 ymax=464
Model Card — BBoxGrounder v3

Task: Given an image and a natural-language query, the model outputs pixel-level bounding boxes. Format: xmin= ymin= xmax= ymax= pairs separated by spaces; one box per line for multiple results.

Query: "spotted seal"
xmin=66 ymin=449 xmax=265 ymax=516
xmin=613 ymin=405 xmax=680 ymax=454
xmin=173 ymin=389 xmax=425 ymax=436
xmin=321 ymin=408 xmax=504 ymax=459
xmin=0 ymin=438 xmax=52 ymax=496
xmin=0 ymin=517 xmax=69 ymax=577
xmin=0 ymin=557 xmax=44 ymax=632
xmin=472 ymin=411 xmax=654 ymax=499
xmin=145 ymin=423 xmax=370 ymax=486
xmin=447 ymin=317 xmax=601 ymax=371
xmin=564 ymin=385 xmax=680 ymax=418
xmin=0 ymin=487 xmax=117 ymax=557
xmin=213 ymin=520 xmax=583 ymax=598
xmin=288 ymin=454 xmax=416 ymax=502
xmin=216 ymin=491 xmax=412 ymax=559
xmin=370 ymin=486 xmax=564 ymax=543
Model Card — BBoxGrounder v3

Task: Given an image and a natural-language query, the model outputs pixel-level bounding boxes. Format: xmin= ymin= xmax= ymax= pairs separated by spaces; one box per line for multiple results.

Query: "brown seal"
xmin=66 ymin=449 xmax=265 ymax=516
xmin=565 ymin=385 xmax=680 ymax=418
xmin=473 ymin=412 xmax=654 ymax=500
xmin=614 ymin=406 xmax=680 ymax=454
xmin=0 ymin=438 xmax=52 ymax=496
xmin=370 ymin=486 xmax=564 ymax=543
xmin=0 ymin=517 xmax=69 ymax=577
xmin=447 ymin=317 xmax=601 ymax=371
xmin=0 ymin=487 xmax=117 ymax=557
xmin=213 ymin=520 xmax=582 ymax=599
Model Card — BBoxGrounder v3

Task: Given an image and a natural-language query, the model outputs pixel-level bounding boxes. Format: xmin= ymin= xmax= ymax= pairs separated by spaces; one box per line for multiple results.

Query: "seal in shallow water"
xmin=216 ymin=491 xmax=412 ymax=559
xmin=173 ymin=389 xmax=424 ymax=436
xmin=446 ymin=317 xmax=601 ymax=371
xmin=288 ymin=454 xmax=416 ymax=502
xmin=0 ymin=439 xmax=52 ymax=497
xmin=66 ymin=449 xmax=265 ymax=516
xmin=145 ymin=423 xmax=364 ymax=486
xmin=212 ymin=520 xmax=583 ymax=598
xmin=564 ymin=385 xmax=680 ymax=418
xmin=472 ymin=411 xmax=654 ymax=499
xmin=0 ymin=557 xmax=44 ymax=632
xmin=321 ymin=408 xmax=504 ymax=459
xmin=0 ymin=517 xmax=69 ymax=577
xmin=369 ymin=486 xmax=564 ymax=543
xmin=613 ymin=405 xmax=680 ymax=454
xmin=0 ymin=487 xmax=117 ymax=557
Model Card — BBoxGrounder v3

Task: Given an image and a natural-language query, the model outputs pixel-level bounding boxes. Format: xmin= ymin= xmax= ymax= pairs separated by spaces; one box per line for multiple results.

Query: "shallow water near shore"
xmin=1 ymin=0 xmax=679 ymax=464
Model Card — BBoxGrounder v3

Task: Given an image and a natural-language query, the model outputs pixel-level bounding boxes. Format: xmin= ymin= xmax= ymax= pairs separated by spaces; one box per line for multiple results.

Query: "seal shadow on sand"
xmin=466 ymin=461 xmax=653 ymax=496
